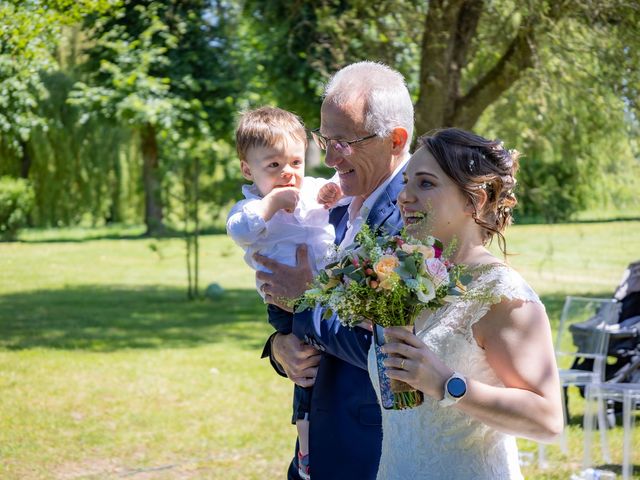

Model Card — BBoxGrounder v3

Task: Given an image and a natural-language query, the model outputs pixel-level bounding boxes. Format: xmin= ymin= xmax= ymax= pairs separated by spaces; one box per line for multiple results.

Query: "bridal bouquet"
xmin=296 ymin=225 xmax=472 ymax=409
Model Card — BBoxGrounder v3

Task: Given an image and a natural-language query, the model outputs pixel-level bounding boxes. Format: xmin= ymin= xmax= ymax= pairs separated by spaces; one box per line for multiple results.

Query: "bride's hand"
xmin=381 ymin=326 xmax=453 ymax=400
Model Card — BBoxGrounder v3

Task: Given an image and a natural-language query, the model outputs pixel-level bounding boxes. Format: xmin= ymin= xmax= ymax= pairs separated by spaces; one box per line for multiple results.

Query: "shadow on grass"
xmin=0 ymin=286 xmax=269 ymax=352
xmin=594 ymin=464 xmax=640 ymax=476
xmin=0 ymin=288 xmax=613 ymax=354
xmin=13 ymin=225 xmax=226 ymax=244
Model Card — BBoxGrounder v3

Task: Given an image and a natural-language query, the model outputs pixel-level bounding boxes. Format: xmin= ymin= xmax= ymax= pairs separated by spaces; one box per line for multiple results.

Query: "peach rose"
xmin=401 ymin=243 xmax=435 ymax=259
xmin=373 ymin=255 xmax=400 ymax=282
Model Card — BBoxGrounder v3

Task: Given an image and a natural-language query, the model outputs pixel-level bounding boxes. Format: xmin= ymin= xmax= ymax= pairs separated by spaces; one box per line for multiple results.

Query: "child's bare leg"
xmin=296 ymin=419 xmax=310 ymax=455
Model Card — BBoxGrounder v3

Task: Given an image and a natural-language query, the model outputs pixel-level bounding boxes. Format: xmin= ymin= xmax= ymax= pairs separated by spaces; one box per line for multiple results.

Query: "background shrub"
xmin=0 ymin=176 xmax=35 ymax=241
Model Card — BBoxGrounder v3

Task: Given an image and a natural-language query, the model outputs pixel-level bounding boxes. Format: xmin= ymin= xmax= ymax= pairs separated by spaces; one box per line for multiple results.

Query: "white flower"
xmin=416 ymin=277 xmax=436 ymax=302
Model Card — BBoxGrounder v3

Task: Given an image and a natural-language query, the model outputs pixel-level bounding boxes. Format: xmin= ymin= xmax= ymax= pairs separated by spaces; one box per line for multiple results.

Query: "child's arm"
xmin=226 ymin=188 xmax=300 ymax=246
xmin=260 ymin=187 xmax=300 ymax=220
xmin=317 ymin=182 xmax=343 ymax=209
xmin=226 ymin=200 xmax=268 ymax=247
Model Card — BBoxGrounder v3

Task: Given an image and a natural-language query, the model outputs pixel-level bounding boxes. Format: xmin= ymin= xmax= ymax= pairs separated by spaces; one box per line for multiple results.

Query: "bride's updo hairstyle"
xmin=419 ymin=128 xmax=519 ymax=256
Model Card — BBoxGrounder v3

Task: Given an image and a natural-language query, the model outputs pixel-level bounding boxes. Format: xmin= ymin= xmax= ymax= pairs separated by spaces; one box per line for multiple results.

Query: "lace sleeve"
xmin=472 ymin=265 xmax=541 ymax=303
xmin=462 ymin=266 xmax=543 ymax=340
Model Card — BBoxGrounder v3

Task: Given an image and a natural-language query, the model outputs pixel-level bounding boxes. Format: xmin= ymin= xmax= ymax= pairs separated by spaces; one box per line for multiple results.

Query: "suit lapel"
xmin=329 ymin=165 xmax=407 ymax=245
xmin=366 ymin=166 xmax=406 ymax=235
xmin=329 ymin=204 xmax=349 ymax=245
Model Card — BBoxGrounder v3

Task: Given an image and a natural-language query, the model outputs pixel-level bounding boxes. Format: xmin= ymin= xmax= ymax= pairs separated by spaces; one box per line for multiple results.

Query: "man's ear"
xmin=240 ymin=160 xmax=253 ymax=181
xmin=390 ymin=127 xmax=409 ymax=156
xmin=465 ymin=189 xmax=487 ymax=216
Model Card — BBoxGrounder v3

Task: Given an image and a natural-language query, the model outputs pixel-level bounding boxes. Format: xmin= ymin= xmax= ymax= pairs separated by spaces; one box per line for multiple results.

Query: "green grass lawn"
xmin=1 ymin=220 xmax=639 ymax=479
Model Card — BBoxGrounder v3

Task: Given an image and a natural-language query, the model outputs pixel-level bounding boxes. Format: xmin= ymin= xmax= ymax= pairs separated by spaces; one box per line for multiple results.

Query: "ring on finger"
xmin=401 ymin=358 xmax=405 ymax=369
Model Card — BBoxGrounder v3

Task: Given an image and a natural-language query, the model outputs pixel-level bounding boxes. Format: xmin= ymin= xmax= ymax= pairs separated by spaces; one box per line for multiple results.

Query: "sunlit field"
xmin=1 ymin=220 xmax=638 ymax=479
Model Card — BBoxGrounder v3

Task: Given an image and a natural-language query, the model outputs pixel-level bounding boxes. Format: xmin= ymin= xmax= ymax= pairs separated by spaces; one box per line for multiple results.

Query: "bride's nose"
xmin=398 ymin=184 xmax=411 ymax=204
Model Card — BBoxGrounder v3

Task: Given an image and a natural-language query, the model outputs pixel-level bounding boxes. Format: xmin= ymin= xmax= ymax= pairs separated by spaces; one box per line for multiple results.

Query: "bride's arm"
xmin=382 ymin=299 xmax=564 ymax=443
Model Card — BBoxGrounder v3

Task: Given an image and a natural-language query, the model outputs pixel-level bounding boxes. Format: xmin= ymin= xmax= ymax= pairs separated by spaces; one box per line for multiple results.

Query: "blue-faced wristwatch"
xmin=439 ymin=372 xmax=467 ymax=407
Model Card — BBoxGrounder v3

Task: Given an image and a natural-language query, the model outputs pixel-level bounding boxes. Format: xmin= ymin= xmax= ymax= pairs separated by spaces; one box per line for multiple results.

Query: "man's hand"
xmin=272 ymin=332 xmax=321 ymax=387
xmin=255 ymin=244 xmax=313 ymax=311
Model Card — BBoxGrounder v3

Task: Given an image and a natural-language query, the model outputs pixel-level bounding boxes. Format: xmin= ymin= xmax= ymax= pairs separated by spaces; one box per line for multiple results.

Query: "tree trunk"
xmin=414 ymin=0 xmax=535 ymax=135
xmin=193 ymin=156 xmax=200 ymax=297
xmin=20 ymin=141 xmax=31 ymax=179
xmin=107 ymin=153 xmax=122 ymax=224
xmin=141 ymin=123 xmax=164 ymax=235
xmin=415 ymin=0 xmax=477 ymax=134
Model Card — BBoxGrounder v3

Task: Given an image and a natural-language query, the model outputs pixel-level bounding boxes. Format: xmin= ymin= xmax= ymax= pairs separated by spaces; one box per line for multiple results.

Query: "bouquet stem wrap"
xmin=373 ymin=324 xmax=424 ymax=410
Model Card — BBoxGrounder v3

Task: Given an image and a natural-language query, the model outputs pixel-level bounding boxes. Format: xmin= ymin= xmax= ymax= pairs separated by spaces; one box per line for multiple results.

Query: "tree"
xmin=71 ymin=0 xmax=239 ymax=235
xmin=0 ymin=0 xmax=112 ymax=177
xmin=414 ymin=1 xmax=640 ymax=134
xmin=241 ymin=0 xmax=425 ymax=127
xmin=0 ymin=0 xmax=133 ymax=227
xmin=477 ymin=11 xmax=640 ymax=221
xmin=0 ymin=0 xmax=62 ymax=178
xmin=242 ymin=0 xmax=640 ymax=220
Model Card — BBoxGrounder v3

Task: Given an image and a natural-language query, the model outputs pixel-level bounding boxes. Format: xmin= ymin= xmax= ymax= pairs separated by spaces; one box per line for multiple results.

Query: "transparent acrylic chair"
xmin=583 ymin=382 xmax=640 ymax=480
xmin=538 ymin=296 xmax=620 ymax=468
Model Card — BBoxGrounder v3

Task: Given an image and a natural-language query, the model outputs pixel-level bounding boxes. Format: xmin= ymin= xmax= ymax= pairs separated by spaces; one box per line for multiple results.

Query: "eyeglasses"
xmin=310 ymin=128 xmax=377 ymax=156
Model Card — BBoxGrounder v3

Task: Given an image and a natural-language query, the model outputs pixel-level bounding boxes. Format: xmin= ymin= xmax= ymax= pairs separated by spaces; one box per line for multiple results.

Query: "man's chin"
xmin=338 ymin=182 xmax=359 ymax=197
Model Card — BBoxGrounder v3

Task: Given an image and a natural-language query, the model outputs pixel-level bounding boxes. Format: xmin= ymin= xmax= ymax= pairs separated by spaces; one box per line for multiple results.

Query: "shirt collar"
xmin=241 ymin=183 xmax=263 ymax=200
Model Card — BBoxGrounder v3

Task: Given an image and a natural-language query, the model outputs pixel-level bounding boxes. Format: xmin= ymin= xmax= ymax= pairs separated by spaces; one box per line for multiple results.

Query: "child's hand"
xmin=317 ymin=182 xmax=343 ymax=209
xmin=264 ymin=187 xmax=300 ymax=217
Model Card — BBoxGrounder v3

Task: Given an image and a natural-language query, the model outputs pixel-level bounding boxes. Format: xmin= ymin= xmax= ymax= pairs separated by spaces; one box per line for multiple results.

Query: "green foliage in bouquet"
xmin=296 ymin=225 xmax=472 ymax=327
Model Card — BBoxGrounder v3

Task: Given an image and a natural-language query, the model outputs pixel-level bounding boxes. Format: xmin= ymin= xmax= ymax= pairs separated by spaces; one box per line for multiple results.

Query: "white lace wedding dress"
xmin=368 ymin=265 xmax=542 ymax=479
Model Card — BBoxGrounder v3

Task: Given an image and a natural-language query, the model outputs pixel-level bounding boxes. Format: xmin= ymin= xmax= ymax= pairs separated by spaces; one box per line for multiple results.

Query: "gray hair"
xmin=323 ymin=61 xmax=414 ymax=154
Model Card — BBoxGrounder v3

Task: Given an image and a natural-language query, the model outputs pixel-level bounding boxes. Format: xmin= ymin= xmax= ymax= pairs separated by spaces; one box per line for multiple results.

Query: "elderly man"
xmin=256 ymin=61 xmax=414 ymax=480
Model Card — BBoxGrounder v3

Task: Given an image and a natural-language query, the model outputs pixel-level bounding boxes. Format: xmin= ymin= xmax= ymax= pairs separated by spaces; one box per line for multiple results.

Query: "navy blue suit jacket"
xmin=286 ymin=168 xmax=406 ymax=480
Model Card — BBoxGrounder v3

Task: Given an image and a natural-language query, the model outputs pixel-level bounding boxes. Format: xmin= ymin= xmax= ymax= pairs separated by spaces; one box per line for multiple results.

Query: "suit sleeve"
xmin=287 ymin=200 xmax=404 ymax=369
xmin=292 ymin=307 xmax=371 ymax=371
xmin=260 ymin=331 xmax=288 ymax=378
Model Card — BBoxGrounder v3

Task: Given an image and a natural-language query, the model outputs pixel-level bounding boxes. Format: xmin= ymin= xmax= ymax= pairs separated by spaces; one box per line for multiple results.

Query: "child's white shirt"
xmin=226 ymin=176 xmax=338 ymax=300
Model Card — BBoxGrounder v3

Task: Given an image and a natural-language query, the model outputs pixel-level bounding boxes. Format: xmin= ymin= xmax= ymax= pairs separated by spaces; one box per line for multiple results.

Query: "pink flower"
xmin=424 ymin=258 xmax=450 ymax=287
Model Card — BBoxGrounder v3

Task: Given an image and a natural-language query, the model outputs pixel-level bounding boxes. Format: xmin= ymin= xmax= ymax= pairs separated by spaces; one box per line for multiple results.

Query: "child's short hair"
xmin=235 ymin=106 xmax=308 ymax=162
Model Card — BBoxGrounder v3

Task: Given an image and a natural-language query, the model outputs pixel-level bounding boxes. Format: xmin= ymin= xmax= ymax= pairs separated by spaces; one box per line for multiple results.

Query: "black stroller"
xmin=569 ymin=260 xmax=640 ymax=425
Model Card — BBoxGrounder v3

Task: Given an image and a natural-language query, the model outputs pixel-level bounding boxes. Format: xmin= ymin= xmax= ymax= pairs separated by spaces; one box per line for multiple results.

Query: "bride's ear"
xmin=465 ymin=188 xmax=487 ymax=217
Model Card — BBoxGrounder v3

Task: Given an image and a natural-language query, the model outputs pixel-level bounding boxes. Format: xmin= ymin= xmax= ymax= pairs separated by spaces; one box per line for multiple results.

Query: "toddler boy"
xmin=226 ymin=106 xmax=342 ymax=480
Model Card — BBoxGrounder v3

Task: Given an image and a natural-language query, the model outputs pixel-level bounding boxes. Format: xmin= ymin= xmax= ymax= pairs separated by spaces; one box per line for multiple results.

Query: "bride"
xmin=368 ymin=128 xmax=563 ymax=479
